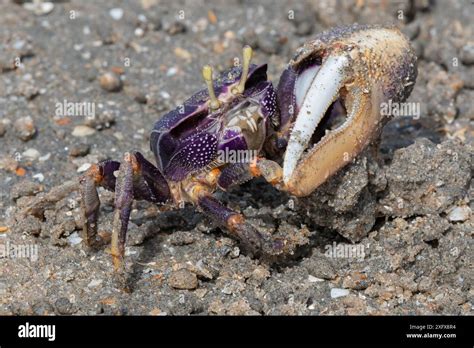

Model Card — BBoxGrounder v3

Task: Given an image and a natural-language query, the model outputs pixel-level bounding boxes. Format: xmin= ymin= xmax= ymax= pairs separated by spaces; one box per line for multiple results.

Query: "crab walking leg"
xmin=187 ymin=165 xmax=290 ymax=257
xmin=109 ymin=153 xmax=135 ymax=272
xmin=216 ymin=159 xmax=283 ymax=191
xmin=110 ymin=152 xmax=171 ymax=271
xmin=79 ymin=160 xmax=120 ymax=248
xmin=216 ymin=163 xmax=255 ymax=190
xmin=283 ymin=54 xmax=350 ymax=183
xmin=185 ymin=179 xmax=263 ymax=255
xmin=80 ymin=152 xmax=170 ymax=271
xmin=195 ymin=193 xmax=263 ymax=256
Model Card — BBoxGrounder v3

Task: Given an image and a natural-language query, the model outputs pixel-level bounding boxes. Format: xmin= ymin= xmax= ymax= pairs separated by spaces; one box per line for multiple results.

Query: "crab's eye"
xmin=231 ymin=45 xmax=253 ymax=95
xmin=201 ymin=46 xmax=254 ymax=112
xmin=202 ymin=65 xmax=221 ymax=111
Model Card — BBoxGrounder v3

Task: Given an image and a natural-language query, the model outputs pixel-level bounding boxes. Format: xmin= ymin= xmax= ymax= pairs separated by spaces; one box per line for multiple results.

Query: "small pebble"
xmin=166 ymin=66 xmax=178 ymax=77
xmin=85 ymin=109 xmax=116 ymax=130
xmin=134 ymin=27 xmax=145 ymax=37
xmin=77 ymin=163 xmax=92 ymax=173
xmin=55 ymin=297 xmax=74 ymax=315
xmin=0 ymin=155 xmax=18 ymax=172
xmin=342 ymin=271 xmax=369 ymax=290
xmin=330 ymin=288 xmax=350 ymax=299
xmin=460 ymin=44 xmax=474 ymax=65
xmin=69 ymin=143 xmax=90 ymax=157
xmin=109 ymin=8 xmax=124 ymax=21
xmin=447 ymin=206 xmax=471 ymax=222
xmin=33 ymin=173 xmax=44 ymax=182
xmin=194 ymin=260 xmax=214 ymax=280
xmin=22 ymin=148 xmax=41 ymax=161
xmin=166 ymin=21 xmax=186 ymax=35
xmin=14 ymin=116 xmax=36 ymax=141
xmin=169 ymin=231 xmax=195 ymax=246
xmin=113 ymin=132 xmax=124 ymax=141
xmin=67 ymin=232 xmax=83 ymax=246
xmin=81 ymin=51 xmax=91 ymax=60
xmin=160 ymin=91 xmax=170 ymax=99
xmin=72 ymin=125 xmax=96 ymax=137
xmin=39 ymin=153 xmax=51 ymax=162
xmin=168 ymin=269 xmax=198 ymax=290
xmin=99 ymin=72 xmax=122 ymax=92
xmin=174 ymin=47 xmax=192 ymax=61
xmin=23 ymin=1 xmax=54 ymax=15
xmin=308 ymin=275 xmax=324 ymax=283
xmin=87 ymin=279 xmax=103 ymax=288
xmin=302 ymin=255 xmax=336 ymax=280
xmin=32 ymin=301 xmax=53 ymax=315
xmin=193 ymin=17 xmax=208 ymax=32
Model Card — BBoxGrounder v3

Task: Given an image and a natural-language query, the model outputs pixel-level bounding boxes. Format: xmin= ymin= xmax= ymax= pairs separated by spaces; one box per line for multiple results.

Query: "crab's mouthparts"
xmin=283 ymin=55 xmax=350 ymax=183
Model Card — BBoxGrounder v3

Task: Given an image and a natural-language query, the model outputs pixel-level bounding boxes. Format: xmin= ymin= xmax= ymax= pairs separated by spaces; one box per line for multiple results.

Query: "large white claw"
xmin=282 ymin=54 xmax=349 ymax=184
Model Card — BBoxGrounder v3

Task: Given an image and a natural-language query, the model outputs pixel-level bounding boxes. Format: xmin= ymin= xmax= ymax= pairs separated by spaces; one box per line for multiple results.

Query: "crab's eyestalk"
xmin=232 ymin=45 xmax=253 ymax=95
xmin=202 ymin=65 xmax=221 ymax=111
xmin=277 ymin=24 xmax=417 ymax=196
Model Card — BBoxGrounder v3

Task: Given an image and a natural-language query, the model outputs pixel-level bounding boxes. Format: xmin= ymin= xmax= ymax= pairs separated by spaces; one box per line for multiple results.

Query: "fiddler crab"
xmin=56 ymin=24 xmax=418 ymax=272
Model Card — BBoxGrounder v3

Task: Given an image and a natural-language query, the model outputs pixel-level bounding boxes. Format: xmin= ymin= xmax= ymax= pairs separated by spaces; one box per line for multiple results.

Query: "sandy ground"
xmin=0 ymin=0 xmax=472 ymax=315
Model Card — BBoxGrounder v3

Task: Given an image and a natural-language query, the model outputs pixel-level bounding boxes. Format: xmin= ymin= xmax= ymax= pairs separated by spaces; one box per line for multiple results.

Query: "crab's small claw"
xmin=278 ymin=24 xmax=417 ymax=197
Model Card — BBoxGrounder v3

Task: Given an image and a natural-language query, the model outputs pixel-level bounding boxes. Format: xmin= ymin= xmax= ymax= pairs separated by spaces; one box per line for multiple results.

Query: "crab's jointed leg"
xmin=215 ymin=159 xmax=282 ymax=191
xmin=79 ymin=151 xmax=170 ymax=271
xmin=185 ymin=169 xmax=288 ymax=258
xmin=197 ymin=194 xmax=263 ymax=256
xmin=79 ymin=160 xmax=119 ymax=248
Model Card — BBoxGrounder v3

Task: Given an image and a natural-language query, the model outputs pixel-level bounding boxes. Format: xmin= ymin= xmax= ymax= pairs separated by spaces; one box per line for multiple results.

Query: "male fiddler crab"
xmin=25 ymin=24 xmax=417 ymax=272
